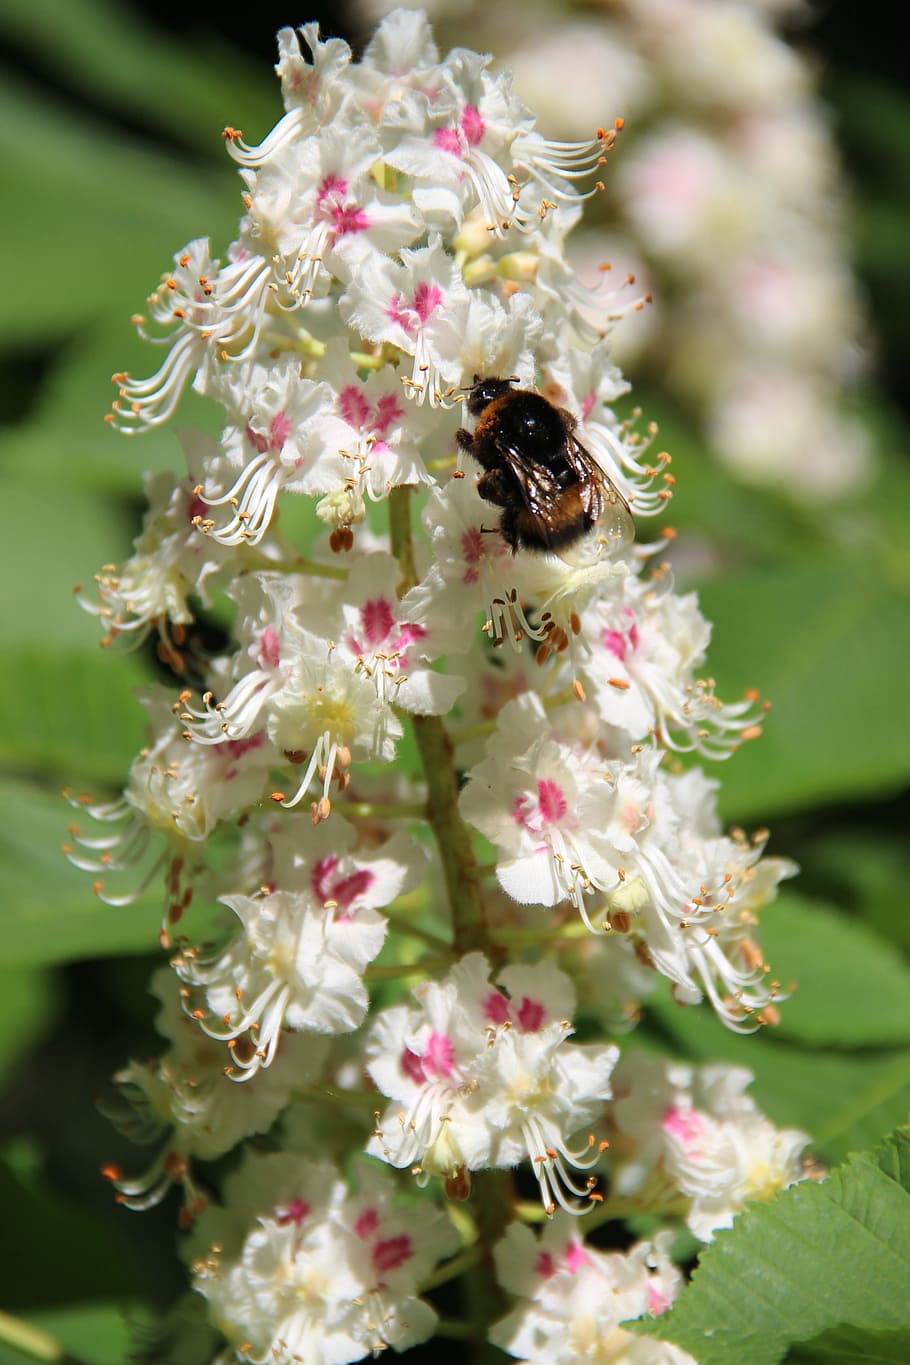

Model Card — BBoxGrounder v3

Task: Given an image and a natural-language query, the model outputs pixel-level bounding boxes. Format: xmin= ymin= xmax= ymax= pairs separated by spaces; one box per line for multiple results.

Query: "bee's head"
xmin=465 ymin=375 xmax=517 ymax=416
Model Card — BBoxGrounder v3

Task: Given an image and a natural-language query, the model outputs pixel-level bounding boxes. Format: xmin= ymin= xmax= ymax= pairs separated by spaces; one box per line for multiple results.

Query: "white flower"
xmin=459 ymin=694 xmax=632 ymax=915
xmin=491 ymin=1218 xmax=697 ymax=1364
xmin=579 ymin=571 xmax=766 ymax=756
xmin=65 ymin=690 xmax=275 ymax=936
xmin=367 ymin=953 xmax=618 ymax=1214
xmin=198 ymin=361 xmax=337 ymax=545
xmin=325 ymin=552 xmax=466 ymax=714
xmin=78 ymin=434 xmax=248 ymax=657
xmin=608 ymin=1050 xmax=813 ymax=1241
xmin=189 ymin=1153 xmax=459 ymax=1363
xmin=175 ymin=887 xmax=387 ymax=1074
xmin=339 ymin=237 xmax=473 ymax=406
xmin=460 ymin=696 xmax=794 ymax=1029
xmin=102 ymin=970 xmax=328 ymax=1212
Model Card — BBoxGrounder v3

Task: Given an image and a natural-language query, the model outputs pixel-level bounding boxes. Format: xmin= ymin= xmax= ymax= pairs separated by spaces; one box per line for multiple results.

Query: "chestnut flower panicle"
xmin=79 ymin=10 xmax=811 ymax=1364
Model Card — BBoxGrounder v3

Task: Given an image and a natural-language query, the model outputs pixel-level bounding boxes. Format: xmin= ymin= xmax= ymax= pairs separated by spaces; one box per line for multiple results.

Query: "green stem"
xmin=419 ymin=1244 xmax=483 ymax=1294
xmin=381 ymin=910 xmax=452 ymax=951
xmin=462 ymin=1170 xmax=514 ymax=1362
xmin=434 ymin=1320 xmax=476 ymax=1341
xmin=488 ymin=923 xmax=589 ymax=947
xmin=0 ymin=1311 xmax=86 ymax=1364
xmin=289 ymin=555 xmax=349 ymax=580
xmin=388 ymin=486 xmax=488 ymax=955
xmin=365 ymin=954 xmax=454 ymax=982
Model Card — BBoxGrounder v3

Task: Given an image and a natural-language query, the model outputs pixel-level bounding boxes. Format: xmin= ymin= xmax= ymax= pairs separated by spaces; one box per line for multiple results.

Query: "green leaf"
xmin=0 ymin=322 xmax=222 ymax=498
xmin=759 ymin=892 xmax=910 ymax=1048
xmin=0 ymin=1152 xmax=147 ymax=1308
xmin=697 ymin=560 xmax=910 ymax=820
xmin=0 ymin=0 xmax=275 ymax=156
xmin=0 ymin=968 xmax=58 ymax=1090
xmin=0 ymin=648 xmax=149 ymax=785
xmin=0 ymin=780 xmax=165 ymax=967
xmin=0 ymin=74 xmax=237 ymax=346
xmin=789 ymin=1324 xmax=910 ymax=1364
xmin=0 ymin=481 xmax=138 ymax=647
xmin=802 ymin=830 xmax=910 ymax=955
xmin=0 ymin=1302 xmax=147 ymax=1365
xmin=650 ymin=1127 xmax=910 ymax=1365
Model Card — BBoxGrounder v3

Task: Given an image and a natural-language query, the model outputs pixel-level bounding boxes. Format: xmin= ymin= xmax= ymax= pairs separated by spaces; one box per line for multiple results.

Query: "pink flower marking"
xmin=372 ymin=392 xmax=404 ymax=435
xmin=385 ymin=282 xmax=442 ymax=335
xmin=275 ymin=1196 xmax=310 ymax=1227
xmin=246 ymin=422 xmax=269 ymax=454
xmin=534 ymin=1250 xmax=557 ymax=1279
xmin=563 ymin=1240 xmax=589 ymax=1273
xmin=338 ymin=385 xmax=371 ymax=428
xmin=662 ymin=1105 xmax=706 ymax=1151
xmin=516 ymin=996 xmax=546 ymax=1032
xmin=317 ymin=172 xmax=349 ymax=203
xmin=396 ymin=621 xmax=427 ymax=649
xmin=604 ymin=608 xmax=640 ymax=662
xmin=621 ymin=800 xmax=642 ymax=835
xmin=270 ymin=410 xmax=291 ymax=450
xmin=187 ymin=491 xmax=207 ymax=522
xmin=259 ymin=626 xmax=281 ymax=670
xmin=311 ymin=855 xmax=376 ymax=911
xmin=648 ymin=1280 xmax=672 ymax=1315
xmin=483 ymin=989 xmax=512 ymax=1026
xmin=537 ymin=778 xmax=567 ymax=824
xmin=423 ymin=1030 xmax=455 ymax=1078
xmin=223 ymin=732 xmax=266 ymax=761
xmin=386 ymin=293 xmax=411 ymax=329
xmin=328 ymin=201 xmax=371 ymax=237
xmin=460 ymin=526 xmax=485 ymax=583
xmin=461 ymin=105 xmax=485 ymax=146
xmin=401 ymin=1047 xmax=426 ymax=1084
xmin=433 ymin=105 xmax=485 ymax=157
xmin=581 ymin=390 xmax=597 ymax=422
xmin=373 ymin=1234 xmax=413 ymax=1275
xmin=414 ymin=281 xmax=443 ymax=323
xmin=221 ymin=730 xmax=266 ymax=780
xmin=603 ymin=628 xmax=628 ymax=662
xmin=433 ymin=127 xmax=462 ymax=156
xmin=332 ymin=869 xmax=375 ymax=911
xmin=361 ymin=596 xmax=396 ymax=648
xmin=354 ymin=1207 xmax=379 ymax=1239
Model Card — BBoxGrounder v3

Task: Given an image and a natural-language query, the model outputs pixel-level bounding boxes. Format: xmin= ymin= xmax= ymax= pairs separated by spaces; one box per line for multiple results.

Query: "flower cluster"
xmin=491 ymin=1218 xmax=698 ymax=1363
xmin=189 ymin=1154 xmax=459 ymax=1362
xmin=75 ymin=10 xmax=813 ymax=1361
xmin=607 ymin=1049 xmax=814 ymax=1241
xmin=367 ymin=954 xmax=617 ymax=1213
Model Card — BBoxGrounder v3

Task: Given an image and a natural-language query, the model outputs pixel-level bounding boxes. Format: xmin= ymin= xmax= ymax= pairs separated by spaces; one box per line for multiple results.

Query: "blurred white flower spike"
xmin=77 ymin=8 xmax=814 ymax=1361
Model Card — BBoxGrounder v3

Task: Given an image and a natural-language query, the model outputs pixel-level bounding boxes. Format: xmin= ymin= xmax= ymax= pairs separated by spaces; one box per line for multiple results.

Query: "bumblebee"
xmin=455 ymin=376 xmax=635 ymax=554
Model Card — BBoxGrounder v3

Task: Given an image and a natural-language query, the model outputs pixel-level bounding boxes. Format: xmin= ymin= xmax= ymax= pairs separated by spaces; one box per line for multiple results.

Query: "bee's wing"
xmin=495 ymin=439 xmax=563 ymax=516
xmin=565 ymin=436 xmax=636 ymax=549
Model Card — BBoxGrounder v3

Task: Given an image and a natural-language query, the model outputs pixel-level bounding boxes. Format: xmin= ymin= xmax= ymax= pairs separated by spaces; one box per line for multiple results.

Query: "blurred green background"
xmin=0 ymin=1 xmax=908 ymax=1361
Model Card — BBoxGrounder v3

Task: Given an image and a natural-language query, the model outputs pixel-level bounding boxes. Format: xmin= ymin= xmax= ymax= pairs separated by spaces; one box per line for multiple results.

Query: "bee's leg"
xmin=476 ymin=468 xmax=512 ymax=508
xmin=455 ymin=427 xmax=475 ymax=453
xmin=497 ymin=504 xmax=520 ymax=553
